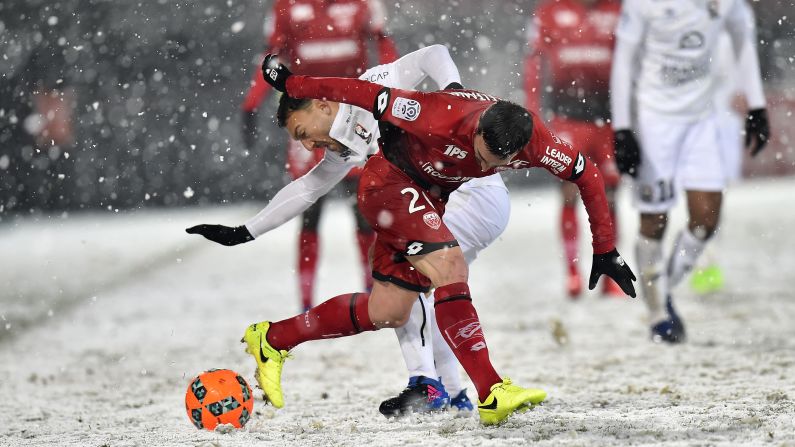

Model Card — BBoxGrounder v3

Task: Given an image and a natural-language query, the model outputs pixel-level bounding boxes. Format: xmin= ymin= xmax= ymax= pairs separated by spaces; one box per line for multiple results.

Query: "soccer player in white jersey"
xmin=186 ymin=45 xmax=510 ymax=413
xmin=610 ymin=0 xmax=770 ymax=343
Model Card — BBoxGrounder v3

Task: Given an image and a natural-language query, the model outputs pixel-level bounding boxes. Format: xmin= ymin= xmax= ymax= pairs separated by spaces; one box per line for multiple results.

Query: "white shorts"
xmin=444 ymin=174 xmax=510 ymax=264
xmin=715 ymin=108 xmax=743 ymax=182
xmin=634 ymin=109 xmax=727 ymax=213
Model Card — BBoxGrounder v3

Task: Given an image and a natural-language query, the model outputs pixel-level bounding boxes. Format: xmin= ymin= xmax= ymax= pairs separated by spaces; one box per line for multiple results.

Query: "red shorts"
xmin=357 ymin=155 xmax=458 ymax=292
xmin=286 ymin=140 xmax=362 ymax=180
xmin=550 ymin=117 xmax=620 ymax=187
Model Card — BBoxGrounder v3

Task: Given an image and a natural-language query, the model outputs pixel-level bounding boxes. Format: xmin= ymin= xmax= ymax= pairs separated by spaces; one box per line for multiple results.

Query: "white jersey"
xmin=245 ymin=45 xmax=506 ymax=237
xmin=611 ymin=0 xmax=755 ymax=125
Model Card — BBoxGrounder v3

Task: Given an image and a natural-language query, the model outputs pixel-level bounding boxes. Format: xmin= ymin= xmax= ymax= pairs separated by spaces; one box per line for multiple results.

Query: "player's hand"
xmin=745 ymin=108 xmax=770 ymax=157
xmin=261 ymin=54 xmax=292 ymax=93
xmin=589 ymin=248 xmax=637 ymax=298
xmin=242 ymin=111 xmax=258 ymax=149
xmin=186 ymin=224 xmax=254 ymax=246
xmin=613 ymin=129 xmax=641 ymax=178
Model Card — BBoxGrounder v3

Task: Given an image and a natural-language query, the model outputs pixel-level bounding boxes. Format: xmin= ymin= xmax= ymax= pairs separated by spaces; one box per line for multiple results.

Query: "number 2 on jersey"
xmin=400 ymin=187 xmax=426 ymax=214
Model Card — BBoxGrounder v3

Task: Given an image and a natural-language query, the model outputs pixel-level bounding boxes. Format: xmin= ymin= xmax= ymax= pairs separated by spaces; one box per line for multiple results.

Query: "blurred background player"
xmin=240 ymin=0 xmax=399 ymax=310
xmin=610 ymin=0 xmax=769 ymax=343
xmin=690 ymin=8 xmax=766 ymax=294
xmin=525 ymin=0 xmax=623 ymax=299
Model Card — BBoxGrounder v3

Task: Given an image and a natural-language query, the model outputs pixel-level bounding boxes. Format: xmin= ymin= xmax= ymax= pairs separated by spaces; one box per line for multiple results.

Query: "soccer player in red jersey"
xmin=525 ymin=0 xmax=623 ymax=298
xmin=243 ymin=56 xmax=637 ymax=425
xmin=241 ymin=0 xmax=398 ymax=311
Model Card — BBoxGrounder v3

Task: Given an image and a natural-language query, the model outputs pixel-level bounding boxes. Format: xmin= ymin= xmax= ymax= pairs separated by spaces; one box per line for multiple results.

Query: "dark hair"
xmin=477 ymin=100 xmax=533 ymax=158
xmin=276 ymin=94 xmax=313 ymax=127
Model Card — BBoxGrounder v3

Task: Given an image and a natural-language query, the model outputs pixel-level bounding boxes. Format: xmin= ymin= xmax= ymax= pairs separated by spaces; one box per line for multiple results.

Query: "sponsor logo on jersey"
xmin=554 ymin=9 xmax=578 ymax=27
xmin=392 ymin=97 xmax=421 ymax=121
xmin=493 ymin=159 xmax=531 ymax=172
xmin=540 ymin=145 xmax=574 ymax=174
xmin=420 ymin=162 xmax=475 ymax=183
xmin=444 ymin=318 xmax=485 ymax=348
xmin=660 ymin=54 xmax=710 ymax=86
xmin=364 ymin=71 xmax=390 ymax=83
xmin=445 ymin=91 xmax=500 ymax=102
xmin=406 ymin=241 xmax=424 ymax=256
xmin=373 ymin=88 xmax=391 ymax=119
xmin=422 ymin=211 xmax=441 ymax=230
xmin=354 ymin=123 xmax=373 ymax=144
xmin=443 ymin=144 xmax=468 ymax=159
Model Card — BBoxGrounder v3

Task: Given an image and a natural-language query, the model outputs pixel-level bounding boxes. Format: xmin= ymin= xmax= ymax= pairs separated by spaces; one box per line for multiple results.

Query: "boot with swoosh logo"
xmin=477 ymin=378 xmax=547 ymax=425
xmin=241 ymin=322 xmax=291 ymax=408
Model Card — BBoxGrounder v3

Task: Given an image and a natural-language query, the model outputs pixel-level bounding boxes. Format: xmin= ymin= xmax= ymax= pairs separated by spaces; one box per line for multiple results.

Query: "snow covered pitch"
xmin=2 ymin=179 xmax=794 ymax=446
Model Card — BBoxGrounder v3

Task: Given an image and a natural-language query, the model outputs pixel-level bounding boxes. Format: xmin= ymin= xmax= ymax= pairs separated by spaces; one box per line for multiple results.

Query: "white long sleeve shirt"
xmin=245 ymin=45 xmax=503 ymax=238
xmin=610 ymin=0 xmax=764 ymax=128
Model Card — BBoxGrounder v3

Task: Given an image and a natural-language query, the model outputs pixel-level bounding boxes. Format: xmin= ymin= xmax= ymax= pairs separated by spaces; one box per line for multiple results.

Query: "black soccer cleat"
xmin=379 ymin=376 xmax=449 ymax=418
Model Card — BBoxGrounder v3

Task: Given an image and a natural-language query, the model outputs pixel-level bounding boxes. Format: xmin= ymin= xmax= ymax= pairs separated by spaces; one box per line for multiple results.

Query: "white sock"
xmin=394 ymin=295 xmax=436 ymax=379
xmin=636 ymin=235 xmax=668 ymax=323
xmin=425 ymin=292 xmax=464 ymax=396
xmin=667 ymin=228 xmax=709 ymax=288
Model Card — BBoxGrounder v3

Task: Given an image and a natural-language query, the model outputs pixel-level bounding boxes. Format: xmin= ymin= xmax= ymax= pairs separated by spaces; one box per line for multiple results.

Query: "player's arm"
xmin=609 ymin=0 xmax=645 ymax=177
xmin=372 ymin=44 xmax=462 ymax=90
xmin=366 ymin=0 xmax=399 ymax=63
xmin=725 ymin=1 xmax=770 ymax=156
xmin=262 ymin=55 xmax=454 ymax=136
xmin=527 ymin=119 xmax=637 ymax=297
xmin=186 ymin=154 xmax=353 ymax=245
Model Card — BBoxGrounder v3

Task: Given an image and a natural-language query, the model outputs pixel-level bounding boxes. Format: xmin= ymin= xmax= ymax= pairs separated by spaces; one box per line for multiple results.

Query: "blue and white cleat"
xmin=651 ymin=295 xmax=686 ymax=344
xmin=449 ymin=388 xmax=474 ymax=412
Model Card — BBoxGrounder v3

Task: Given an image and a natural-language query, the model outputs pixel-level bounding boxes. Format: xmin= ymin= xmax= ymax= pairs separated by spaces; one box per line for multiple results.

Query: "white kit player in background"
xmin=610 ymin=0 xmax=770 ymax=343
xmin=186 ymin=44 xmax=510 ymax=414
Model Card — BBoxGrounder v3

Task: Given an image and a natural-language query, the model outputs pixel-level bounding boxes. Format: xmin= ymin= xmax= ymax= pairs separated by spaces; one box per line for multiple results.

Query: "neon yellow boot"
xmin=477 ymin=378 xmax=546 ymax=426
xmin=241 ymin=321 xmax=290 ymax=408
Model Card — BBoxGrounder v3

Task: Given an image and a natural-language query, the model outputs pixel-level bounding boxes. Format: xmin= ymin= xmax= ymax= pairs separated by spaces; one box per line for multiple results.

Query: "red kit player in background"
xmin=525 ymin=0 xmax=623 ymax=298
xmin=241 ymin=0 xmax=399 ymax=310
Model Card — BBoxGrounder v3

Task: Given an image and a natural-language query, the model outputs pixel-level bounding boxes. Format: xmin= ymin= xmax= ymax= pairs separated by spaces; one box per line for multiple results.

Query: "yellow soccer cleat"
xmin=241 ymin=321 xmax=290 ymax=408
xmin=477 ymin=378 xmax=546 ymax=426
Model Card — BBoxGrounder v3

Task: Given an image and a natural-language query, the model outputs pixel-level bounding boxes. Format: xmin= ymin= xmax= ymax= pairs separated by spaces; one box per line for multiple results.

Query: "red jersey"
xmin=525 ymin=0 xmax=620 ymax=121
xmin=242 ymin=0 xmax=398 ymax=112
xmin=286 ymin=76 xmax=616 ymax=254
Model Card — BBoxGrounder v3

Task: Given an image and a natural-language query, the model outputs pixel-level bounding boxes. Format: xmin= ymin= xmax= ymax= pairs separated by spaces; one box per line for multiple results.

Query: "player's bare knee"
xmin=640 ymin=213 xmax=667 ymax=239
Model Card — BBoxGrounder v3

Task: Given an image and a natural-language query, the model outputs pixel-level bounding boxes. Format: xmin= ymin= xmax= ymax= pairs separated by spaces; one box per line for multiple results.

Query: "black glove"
xmin=745 ymin=108 xmax=770 ymax=157
xmin=261 ymin=54 xmax=292 ymax=93
xmin=242 ymin=111 xmax=258 ymax=149
xmin=443 ymin=82 xmax=464 ymax=90
xmin=589 ymin=248 xmax=637 ymax=298
xmin=613 ymin=129 xmax=641 ymax=178
xmin=186 ymin=224 xmax=254 ymax=246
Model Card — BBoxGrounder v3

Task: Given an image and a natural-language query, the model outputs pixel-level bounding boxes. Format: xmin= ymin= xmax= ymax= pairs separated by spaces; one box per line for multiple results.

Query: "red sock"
xmin=356 ymin=230 xmax=376 ymax=290
xmin=561 ymin=205 xmax=579 ymax=275
xmin=267 ymin=293 xmax=375 ymax=351
xmin=434 ymin=283 xmax=501 ymax=401
xmin=298 ymin=230 xmax=319 ymax=310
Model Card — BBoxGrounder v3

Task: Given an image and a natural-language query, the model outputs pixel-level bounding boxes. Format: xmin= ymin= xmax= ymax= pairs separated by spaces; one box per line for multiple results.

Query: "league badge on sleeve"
xmin=392 ymin=97 xmax=421 ymax=121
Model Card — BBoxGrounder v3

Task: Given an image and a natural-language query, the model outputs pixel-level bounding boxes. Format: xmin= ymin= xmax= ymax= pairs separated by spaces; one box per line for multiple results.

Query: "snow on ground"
xmin=1 ymin=178 xmax=794 ymax=446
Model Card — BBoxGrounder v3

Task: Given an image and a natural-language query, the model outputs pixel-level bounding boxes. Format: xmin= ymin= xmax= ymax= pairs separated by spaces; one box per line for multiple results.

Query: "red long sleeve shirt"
xmin=286 ymin=75 xmax=616 ymax=254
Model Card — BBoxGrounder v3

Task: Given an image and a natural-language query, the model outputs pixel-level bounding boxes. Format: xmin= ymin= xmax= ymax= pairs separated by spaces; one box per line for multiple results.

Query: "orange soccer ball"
xmin=185 ymin=369 xmax=254 ymax=430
